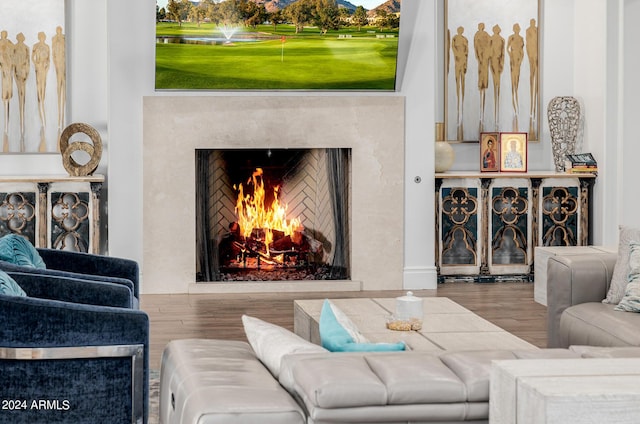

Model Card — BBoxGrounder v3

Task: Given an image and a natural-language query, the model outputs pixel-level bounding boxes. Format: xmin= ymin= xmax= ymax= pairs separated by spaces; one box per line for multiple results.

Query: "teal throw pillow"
xmin=0 ymin=270 xmax=27 ymax=297
xmin=0 ymin=234 xmax=46 ymax=269
xmin=319 ymin=299 xmax=405 ymax=352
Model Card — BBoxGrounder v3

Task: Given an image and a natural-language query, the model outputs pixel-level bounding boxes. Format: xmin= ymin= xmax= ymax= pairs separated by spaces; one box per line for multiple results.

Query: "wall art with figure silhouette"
xmin=0 ymin=0 xmax=65 ymax=154
xmin=444 ymin=0 xmax=539 ymax=143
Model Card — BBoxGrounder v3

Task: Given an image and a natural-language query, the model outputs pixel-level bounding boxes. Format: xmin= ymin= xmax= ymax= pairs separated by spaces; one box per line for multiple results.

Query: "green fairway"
xmin=155 ymin=23 xmax=399 ymax=90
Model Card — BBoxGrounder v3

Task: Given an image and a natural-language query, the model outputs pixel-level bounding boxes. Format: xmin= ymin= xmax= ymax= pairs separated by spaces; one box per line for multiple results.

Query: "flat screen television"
xmin=155 ymin=0 xmax=401 ymax=91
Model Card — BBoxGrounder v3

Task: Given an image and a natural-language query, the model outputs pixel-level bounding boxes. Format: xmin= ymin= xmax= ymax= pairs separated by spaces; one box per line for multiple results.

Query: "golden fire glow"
xmin=234 ymin=168 xmax=301 ymax=254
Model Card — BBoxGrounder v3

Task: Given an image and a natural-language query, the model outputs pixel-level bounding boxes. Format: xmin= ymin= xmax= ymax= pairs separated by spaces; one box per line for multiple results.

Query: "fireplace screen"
xmin=196 ymin=148 xmax=350 ymax=282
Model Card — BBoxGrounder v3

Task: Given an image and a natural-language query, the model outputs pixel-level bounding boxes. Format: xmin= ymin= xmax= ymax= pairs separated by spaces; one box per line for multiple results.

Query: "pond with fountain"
xmin=155 ymin=22 xmax=400 ymax=90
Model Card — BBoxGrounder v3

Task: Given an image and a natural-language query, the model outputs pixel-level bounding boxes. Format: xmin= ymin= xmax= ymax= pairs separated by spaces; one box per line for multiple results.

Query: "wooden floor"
xmin=140 ymin=281 xmax=547 ymax=369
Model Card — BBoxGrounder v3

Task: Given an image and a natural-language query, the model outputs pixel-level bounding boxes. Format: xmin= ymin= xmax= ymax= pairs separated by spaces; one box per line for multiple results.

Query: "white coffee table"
xmin=294 ymin=297 xmax=537 ymax=351
xmin=490 ymin=358 xmax=640 ymax=424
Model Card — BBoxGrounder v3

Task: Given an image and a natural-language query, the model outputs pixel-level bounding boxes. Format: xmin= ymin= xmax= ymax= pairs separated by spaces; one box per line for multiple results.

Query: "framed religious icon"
xmin=499 ymin=132 xmax=528 ymax=172
xmin=444 ymin=0 xmax=540 ymax=143
xmin=480 ymin=132 xmax=499 ymax=172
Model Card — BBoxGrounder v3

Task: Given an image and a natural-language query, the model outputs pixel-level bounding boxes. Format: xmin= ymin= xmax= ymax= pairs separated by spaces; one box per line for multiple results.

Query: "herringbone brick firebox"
xmin=196 ymin=148 xmax=350 ymax=282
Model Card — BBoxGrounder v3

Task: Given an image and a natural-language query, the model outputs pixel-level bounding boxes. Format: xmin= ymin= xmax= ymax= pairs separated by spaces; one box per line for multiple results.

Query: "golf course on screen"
xmin=155 ymin=22 xmax=400 ymax=90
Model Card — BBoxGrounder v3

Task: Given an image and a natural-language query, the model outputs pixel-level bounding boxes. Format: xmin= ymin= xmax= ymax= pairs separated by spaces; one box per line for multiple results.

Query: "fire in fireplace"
xmin=195 ymin=148 xmax=351 ymax=282
xmin=220 ymin=166 xmax=319 ymax=273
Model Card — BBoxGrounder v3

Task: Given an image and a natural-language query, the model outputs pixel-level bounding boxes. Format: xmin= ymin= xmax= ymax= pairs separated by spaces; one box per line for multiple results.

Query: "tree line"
xmin=157 ymin=0 xmax=399 ymax=34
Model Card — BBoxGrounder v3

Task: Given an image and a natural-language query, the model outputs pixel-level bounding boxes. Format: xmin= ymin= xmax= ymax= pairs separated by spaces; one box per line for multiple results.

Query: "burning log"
xmin=219 ymin=222 xmax=323 ymax=270
xmin=271 ymin=234 xmax=293 ymax=251
xmin=232 ymin=241 xmax=279 ymax=265
xmin=218 ymin=167 xmax=324 ymax=274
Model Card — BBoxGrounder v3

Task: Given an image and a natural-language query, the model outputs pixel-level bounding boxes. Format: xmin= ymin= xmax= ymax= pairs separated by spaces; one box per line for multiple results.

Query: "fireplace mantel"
xmin=143 ymin=96 xmax=405 ymax=294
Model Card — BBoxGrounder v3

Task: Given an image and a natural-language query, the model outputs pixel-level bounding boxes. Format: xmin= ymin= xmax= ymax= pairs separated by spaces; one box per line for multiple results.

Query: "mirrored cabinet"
xmin=435 ymin=172 xmax=595 ymax=282
xmin=0 ymin=175 xmax=103 ymax=253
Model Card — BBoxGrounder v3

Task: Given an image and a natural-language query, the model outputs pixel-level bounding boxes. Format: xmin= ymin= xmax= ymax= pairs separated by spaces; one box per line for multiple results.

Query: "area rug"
xmin=149 ymin=369 xmax=160 ymax=424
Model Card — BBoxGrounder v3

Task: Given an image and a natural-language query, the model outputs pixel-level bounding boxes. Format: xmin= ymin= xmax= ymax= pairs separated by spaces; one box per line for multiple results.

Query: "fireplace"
xmin=142 ymin=96 xmax=404 ymax=294
xmin=196 ymin=148 xmax=350 ymax=282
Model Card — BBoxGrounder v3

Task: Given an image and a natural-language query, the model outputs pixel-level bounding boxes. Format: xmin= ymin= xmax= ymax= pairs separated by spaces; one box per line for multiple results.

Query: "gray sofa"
xmin=277 ymin=348 xmax=574 ymax=424
xmin=547 ymin=251 xmax=640 ymax=348
xmin=160 ymin=339 xmax=584 ymax=424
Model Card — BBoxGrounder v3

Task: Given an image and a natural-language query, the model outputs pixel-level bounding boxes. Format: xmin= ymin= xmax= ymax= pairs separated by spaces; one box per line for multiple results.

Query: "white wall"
xmin=448 ymin=0 xmax=629 ymax=247
xmin=106 ymin=0 xmax=152 ymax=261
xmin=3 ymin=0 xmax=633 ymax=293
xmin=0 ymin=0 xmax=106 ymax=176
xmin=448 ymin=0 xmax=574 ymax=172
xmin=621 ymin=0 xmax=640 ymax=229
xmin=105 ymin=0 xmax=439 ymax=292
xmin=401 ymin=1 xmax=437 ymax=289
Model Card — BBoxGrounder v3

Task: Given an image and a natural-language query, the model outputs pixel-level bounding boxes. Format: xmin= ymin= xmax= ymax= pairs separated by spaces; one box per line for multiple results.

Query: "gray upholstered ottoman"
xmin=159 ymin=339 xmax=306 ymax=424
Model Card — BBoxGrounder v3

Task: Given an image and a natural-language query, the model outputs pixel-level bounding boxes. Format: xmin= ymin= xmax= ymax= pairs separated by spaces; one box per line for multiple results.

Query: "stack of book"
xmin=565 ymin=153 xmax=598 ymax=175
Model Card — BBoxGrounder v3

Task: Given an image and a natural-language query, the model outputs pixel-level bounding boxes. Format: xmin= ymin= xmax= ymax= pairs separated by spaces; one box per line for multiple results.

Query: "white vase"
xmin=434 ymin=140 xmax=455 ymax=172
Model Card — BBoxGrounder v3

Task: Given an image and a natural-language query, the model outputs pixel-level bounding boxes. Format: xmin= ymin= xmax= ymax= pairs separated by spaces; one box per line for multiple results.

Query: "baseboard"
xmin=403 ymin=266 xmax=438 ymax=290
xmin=188 ymin=280 xmax=363 ymax=294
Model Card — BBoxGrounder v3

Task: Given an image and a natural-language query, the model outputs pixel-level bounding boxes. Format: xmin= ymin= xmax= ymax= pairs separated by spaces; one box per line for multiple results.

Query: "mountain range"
xmin=251 ymin=0 xmax=401 ymax=14
xmin=373 ymin=0 xmax=401 ymax=15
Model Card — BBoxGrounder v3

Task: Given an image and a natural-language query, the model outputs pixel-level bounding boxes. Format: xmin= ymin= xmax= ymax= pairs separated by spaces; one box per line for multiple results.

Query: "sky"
xmin=156 ymin=0 xmax=387 ymax=12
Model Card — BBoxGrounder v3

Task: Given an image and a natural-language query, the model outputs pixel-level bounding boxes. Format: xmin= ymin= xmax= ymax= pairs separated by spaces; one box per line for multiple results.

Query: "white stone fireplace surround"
xmin=143 ymin=96 xmax=404 ymax=294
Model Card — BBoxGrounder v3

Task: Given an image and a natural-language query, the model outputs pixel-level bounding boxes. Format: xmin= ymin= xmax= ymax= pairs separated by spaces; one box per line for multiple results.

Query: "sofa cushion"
xmin=365 ymin=353 xmax=466 ymax=404
xmin=561 ymin=302 xmax=640 ymax=346
xmin=439 ymin=350 xmax=517 ymax=402
xmin=319 ymin=299 xmax=405 ymax=352
xmin=290 ymin=355 xmax=387 ymax=408
xmin=279 ymin=351 xmax=362 ymax=394
xmin=604 ymin=226 xmax=640 ymax=304
xmin=241 ymin=314 xmax=327 ymax=378
xmin=0 ymin=270 xmax=26 ymax=297
xmin=0 ymin=234 xmax=46 ymax=269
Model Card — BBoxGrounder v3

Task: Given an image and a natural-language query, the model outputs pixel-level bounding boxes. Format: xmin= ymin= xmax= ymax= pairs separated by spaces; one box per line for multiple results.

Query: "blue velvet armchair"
xmin=0 ymin=246 xmax=141 ymax=307
xmin=0 ymin=272 xmax=149 ymax=424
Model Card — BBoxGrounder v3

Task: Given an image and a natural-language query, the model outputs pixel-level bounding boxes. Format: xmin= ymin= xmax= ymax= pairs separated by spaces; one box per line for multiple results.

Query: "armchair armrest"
xmin=37 ymin=248 xmax=140 ymax=298
xmin=0 ymin=296 xmax=149 ymax=423
xmin=9 ymin=272 xmax=134 ymax=308
xmin=546 ymin=252 xmax=617 ymax=347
